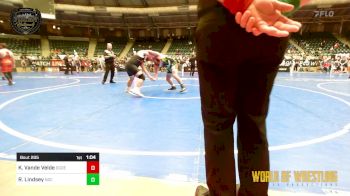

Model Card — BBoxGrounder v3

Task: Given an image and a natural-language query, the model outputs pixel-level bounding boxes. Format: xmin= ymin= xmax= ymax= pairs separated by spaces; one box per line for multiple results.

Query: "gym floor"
xmin=0 ymin=71 xmax=349 ymax=195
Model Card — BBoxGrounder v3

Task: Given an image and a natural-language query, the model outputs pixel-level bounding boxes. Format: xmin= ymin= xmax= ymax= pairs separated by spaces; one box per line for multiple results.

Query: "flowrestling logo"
xmin=10 ymin=8 xmax=42 ymax=35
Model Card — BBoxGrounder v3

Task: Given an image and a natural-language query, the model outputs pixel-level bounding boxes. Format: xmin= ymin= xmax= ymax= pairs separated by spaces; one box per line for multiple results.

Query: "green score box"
xmin=87 ymin=174 xmax=100 ymax=185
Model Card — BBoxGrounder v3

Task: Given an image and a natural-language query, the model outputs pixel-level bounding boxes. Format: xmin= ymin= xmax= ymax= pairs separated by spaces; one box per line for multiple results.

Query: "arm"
xmin=11 ymin=54 xmax=15 ymax=65
xmin=104 ymin=50 xmax=115 ymax=59
xmin=140 ymin=63 xmax=156 ymax=81
xmin=8 ymin=51 xmax=15 ymax=65
xmin=147 ymin=50 xmax=162 ymax=57
xmin=153 ymin=61 xmax=160 ymax=80
xmin=148 ymin=50 xmax=163 ymax=79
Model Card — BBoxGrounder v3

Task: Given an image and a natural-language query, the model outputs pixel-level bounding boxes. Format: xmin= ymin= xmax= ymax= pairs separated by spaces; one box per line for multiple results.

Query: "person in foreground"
xmin=195 ymin=0 xmax=310 ymax=195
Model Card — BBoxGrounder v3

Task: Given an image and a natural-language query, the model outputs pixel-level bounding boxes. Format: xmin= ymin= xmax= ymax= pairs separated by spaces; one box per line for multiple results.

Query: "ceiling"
xmin=55 ymin=0 xmax=197 ymax=7
xmin=0 ymin=0 xmax=350 ymax=29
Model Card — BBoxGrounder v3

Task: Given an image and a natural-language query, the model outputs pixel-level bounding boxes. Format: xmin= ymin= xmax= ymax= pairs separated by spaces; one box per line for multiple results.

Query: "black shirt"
xmin=104 ymin=50 xmax=115 ymax=64
xmin=189 ymin=57 xmax=196 ymax=67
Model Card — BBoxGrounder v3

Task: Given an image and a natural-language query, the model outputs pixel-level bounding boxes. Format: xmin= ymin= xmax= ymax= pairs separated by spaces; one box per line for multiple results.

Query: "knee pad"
xmin=137 ymin=74 xmax=145 ymax=80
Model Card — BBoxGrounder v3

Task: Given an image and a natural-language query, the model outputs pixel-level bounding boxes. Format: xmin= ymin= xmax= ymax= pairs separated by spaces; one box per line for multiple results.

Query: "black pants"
xmin=103 ymin=63 xmax=115 ymax=82
xmin=294 ymin=64 xmax=299 ymax=71
xmin=65 ymin=64 xmax=73 ymax=74
xmin=196 ymin=4 xmax=288 ymax=196
xmin=190 ymin=65 xmax=195 ymax=76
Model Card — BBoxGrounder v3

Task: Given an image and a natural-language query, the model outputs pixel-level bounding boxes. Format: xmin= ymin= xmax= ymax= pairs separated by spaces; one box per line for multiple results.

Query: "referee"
xmin=189 ymin=54 xmax=196 ymax=77
xmin=102 ymin=43 xmax=116 ymax=84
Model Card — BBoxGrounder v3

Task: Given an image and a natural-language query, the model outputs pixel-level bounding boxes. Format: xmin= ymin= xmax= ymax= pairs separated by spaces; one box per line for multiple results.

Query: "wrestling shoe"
xmin=130 ymin=88 xmax=144 ymax=97
xmin=168 ymin=86 xmax=176 ymax=90
xmin=180 ymin=84 xmax=186 ymax=93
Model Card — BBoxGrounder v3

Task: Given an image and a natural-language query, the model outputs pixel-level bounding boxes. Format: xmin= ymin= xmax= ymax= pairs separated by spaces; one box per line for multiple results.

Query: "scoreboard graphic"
xmin=16 ymin=153 xmax=99 ymax=185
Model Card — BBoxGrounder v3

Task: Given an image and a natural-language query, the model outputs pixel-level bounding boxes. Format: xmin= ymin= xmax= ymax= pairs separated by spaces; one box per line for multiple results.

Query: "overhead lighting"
xmin=53 ymin=25 xmax=56 ymax=29
xmin=57 ymin=27 xmax=61 ymax=30
xmin=0 ymin=20 xmax=3 ymax=23
xmin=41 ymin=13 xmax=56 ymax=20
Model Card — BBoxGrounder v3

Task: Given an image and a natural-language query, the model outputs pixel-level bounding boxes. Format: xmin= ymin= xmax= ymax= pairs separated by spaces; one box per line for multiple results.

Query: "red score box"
xmin=87 ymin=161 xmax=99 ymax=174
